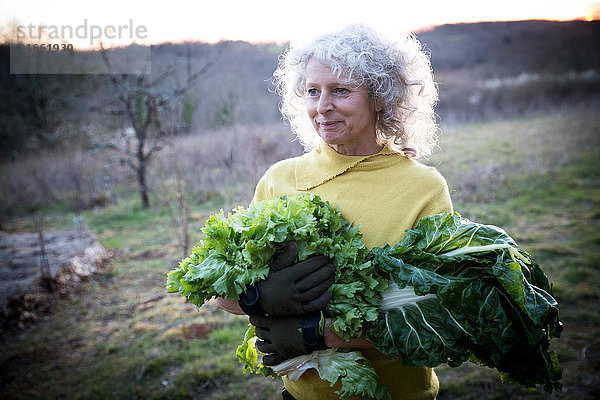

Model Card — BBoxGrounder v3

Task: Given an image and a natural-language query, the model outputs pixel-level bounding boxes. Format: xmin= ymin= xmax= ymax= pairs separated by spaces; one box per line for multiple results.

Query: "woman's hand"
xmin=239 ymin=241 xmax=334 ymax=316
xmin=250 ymin=313 xmax=327 ymax=365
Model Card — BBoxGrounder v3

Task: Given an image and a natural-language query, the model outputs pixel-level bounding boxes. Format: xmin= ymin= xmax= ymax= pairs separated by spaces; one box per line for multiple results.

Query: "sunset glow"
xmin=1 ymin=0 xmax=597 ymax=48
xmin=585 ymin=2 xmax=600 ymax=20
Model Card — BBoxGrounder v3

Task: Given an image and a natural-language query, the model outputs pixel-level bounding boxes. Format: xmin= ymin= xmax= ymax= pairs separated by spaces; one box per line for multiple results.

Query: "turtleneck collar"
xmin=295 ymin=141 xmax=397 ymax=191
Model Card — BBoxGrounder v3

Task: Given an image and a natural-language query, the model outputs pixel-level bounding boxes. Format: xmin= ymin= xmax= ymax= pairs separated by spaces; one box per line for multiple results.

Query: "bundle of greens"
xmin=367 ymin=212 xmax=563 ymax=393
xmin=166 ymin=193 xmax=562 ymax=399
xmin=166 ymin=192 xmax=390 ymax=399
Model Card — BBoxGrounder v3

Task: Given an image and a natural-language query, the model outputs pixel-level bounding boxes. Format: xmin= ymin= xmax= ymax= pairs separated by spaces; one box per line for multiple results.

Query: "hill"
xmin=416 ymin=20 xmax=600 ymax=123
xmin=417 ymin=19 xmax=600 ymax=76
xmin=0 ymin=19 xmax=598 ymax=158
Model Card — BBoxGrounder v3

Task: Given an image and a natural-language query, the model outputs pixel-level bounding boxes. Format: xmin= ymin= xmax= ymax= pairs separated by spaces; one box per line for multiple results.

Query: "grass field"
xmin=1 ymin=105 xmax=599 ymax=399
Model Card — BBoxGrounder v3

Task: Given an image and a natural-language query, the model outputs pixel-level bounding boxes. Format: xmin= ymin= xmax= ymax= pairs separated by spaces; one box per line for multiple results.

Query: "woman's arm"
xmin=215 ymin=297 xmax=245 ymax=315
xmin=323 ymin=318 xmax=373 ymax=348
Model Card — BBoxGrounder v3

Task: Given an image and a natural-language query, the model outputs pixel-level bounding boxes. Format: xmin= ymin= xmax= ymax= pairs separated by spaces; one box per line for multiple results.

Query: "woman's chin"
xmin=318 ymin=131 xmax=344 ymax=145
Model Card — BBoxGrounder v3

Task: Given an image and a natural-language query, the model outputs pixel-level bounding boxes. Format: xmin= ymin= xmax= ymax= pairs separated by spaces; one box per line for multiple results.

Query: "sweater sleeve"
xmin=251 ymin=174 xmax=270 ymax=203
xmin=251 ymin=157 xmax=299 ymax=204
xmin=413 ymin=168 xmax=454 ymax=227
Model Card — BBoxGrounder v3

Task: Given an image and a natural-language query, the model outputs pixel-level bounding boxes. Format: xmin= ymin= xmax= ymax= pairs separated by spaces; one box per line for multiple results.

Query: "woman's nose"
xmin=317 ymin=93 xmax=333 ymax=114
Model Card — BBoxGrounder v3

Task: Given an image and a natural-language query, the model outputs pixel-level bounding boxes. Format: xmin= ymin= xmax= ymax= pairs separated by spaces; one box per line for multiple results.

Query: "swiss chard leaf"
xmin=367 ymin=212 xmax=562 ymax=393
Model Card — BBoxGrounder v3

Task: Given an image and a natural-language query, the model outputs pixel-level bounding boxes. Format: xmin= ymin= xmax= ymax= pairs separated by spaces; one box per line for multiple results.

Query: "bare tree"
xmin=33 ymin=215 xmax=55 ymax=292
xmin=159 ymin=145 xmax=191 ymax=259
xmin=95 ymin=43 xmax=224 ymax=208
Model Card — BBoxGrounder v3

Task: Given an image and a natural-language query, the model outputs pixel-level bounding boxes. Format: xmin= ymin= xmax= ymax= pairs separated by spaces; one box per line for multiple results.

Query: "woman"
xmin=217 ymin=24 xmax=452 ymax=399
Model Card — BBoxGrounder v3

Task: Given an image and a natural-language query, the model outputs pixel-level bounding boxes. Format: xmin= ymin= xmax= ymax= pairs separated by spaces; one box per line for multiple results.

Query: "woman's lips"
xmin=319 ymin=121 xmax=341 ymax=130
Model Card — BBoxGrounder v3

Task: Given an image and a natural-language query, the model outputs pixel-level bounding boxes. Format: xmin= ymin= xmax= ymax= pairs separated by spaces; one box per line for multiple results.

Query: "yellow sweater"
xmin=252 ymin=141 xmax=453 ymax=400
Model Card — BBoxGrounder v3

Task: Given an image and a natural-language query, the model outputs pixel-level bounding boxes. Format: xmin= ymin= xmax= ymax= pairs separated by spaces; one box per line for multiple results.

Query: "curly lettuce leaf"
xmin=235 ymin=324 xmax=278 ymax=379
xmin=167 ymin=192 xmax=386 ymax=339
xmin=307 ymin=349 xmax=390 ymax=400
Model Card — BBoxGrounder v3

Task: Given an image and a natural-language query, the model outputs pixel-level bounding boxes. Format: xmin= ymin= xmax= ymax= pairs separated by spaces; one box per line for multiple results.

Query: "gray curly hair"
xmin=273 ymin=24 xmax=439 ymax=158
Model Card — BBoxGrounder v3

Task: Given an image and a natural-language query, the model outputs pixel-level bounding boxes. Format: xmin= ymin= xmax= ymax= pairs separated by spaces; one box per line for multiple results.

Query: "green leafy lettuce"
xmin=167 ymin=192 xmax=387 ymax=339
xmin=166 ymin=192 xmax=389 ymax=399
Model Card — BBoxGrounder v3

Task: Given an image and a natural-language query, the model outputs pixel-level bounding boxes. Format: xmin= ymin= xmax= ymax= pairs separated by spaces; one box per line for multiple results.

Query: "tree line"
xmin=1 ymin=19 xmax=598 ymax=208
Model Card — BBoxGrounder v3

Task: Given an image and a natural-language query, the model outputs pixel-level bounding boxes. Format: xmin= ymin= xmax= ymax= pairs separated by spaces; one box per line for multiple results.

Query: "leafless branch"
xmin=32 ymin=215 xmax=55 ymax=293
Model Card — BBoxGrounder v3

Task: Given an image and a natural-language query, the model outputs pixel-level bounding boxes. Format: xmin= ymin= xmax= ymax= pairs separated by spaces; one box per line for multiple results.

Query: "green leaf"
xmin=368 ymin=212 xmax=563 ymax=392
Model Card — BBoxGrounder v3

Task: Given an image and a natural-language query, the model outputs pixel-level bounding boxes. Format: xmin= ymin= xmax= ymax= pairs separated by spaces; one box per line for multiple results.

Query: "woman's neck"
xmin=327 ymin=141 xmax=384 ymax=156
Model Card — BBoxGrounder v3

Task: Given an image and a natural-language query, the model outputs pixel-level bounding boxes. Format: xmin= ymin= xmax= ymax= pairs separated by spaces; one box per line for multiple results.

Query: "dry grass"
xmin=433 ymin=104 xmax=600 ymax=208
xmin=153 ymin=123 xmax=303 ymax=207
xmin=0 ymin=147 xmax=108 ymax=216
xmin=0 ymin=123 xmax=303 ymax=224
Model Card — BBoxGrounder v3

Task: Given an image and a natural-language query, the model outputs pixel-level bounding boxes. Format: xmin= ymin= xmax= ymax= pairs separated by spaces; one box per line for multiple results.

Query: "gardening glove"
xmin=250 ymin=313 xmax=327 ymax=366
xmin=239 ymin=241 xmax=334 ymax=316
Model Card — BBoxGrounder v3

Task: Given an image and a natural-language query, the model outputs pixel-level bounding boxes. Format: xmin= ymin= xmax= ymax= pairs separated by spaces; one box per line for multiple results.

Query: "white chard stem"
xmin=441 ymin=243 xmax=512 ymax=257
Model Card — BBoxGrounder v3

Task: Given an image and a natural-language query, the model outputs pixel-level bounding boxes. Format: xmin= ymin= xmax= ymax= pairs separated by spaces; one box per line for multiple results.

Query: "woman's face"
xmin=305 ymin=57 xmax=381 ymax=156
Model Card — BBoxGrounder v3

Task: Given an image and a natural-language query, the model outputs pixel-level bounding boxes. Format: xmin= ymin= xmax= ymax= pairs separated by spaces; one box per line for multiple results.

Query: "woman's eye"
xmin=307 ymin=88 xmax=319 ymax=97
xmin=334 ymin=88 xmax=349 ymax=94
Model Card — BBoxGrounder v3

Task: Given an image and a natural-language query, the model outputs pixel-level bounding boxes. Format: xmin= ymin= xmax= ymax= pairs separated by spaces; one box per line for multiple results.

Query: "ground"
xmin=0 ymin=228 xmax=111 ymax=328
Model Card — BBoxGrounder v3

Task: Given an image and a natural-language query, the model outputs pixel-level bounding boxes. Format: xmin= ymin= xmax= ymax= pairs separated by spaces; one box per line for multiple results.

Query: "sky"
xmin=1 ymin=0 xmax=598 ymax=48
